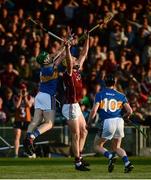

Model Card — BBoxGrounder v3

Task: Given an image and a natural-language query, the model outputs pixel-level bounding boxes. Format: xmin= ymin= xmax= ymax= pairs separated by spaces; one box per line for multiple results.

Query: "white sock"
xmin=76 ymin=161 xmax=82 ymax=167
xmin=109 ymin=154 xmax=113 ymax=159
xmin=30 ymin=134 xmax=36 ymax=140
xmin=125 ymin=161 xmax=130 ymax=166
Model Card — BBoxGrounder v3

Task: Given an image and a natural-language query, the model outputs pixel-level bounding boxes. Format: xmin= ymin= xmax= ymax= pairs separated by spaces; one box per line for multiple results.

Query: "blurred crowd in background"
xmin=0 ymin=0 xmax=151 ymax=127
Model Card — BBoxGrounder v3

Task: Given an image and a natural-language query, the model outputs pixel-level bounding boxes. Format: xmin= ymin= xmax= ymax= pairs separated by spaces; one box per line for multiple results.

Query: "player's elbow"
xmin=124 ymin=103 xmax=133 ymax=116
xmin=127 ymin=108 xmax=133 ymax=116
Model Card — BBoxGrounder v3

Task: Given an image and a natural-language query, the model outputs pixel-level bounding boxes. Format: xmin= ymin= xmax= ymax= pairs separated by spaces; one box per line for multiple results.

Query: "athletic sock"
xmin=79 ymin=152 xmax=82 ymax=159
xmin=27 ymin=132 xmax=31 ymax=138
xmin=75 ymin=157 xmax=82 ymax=167
xmin=104 ymin=151 xmax=112 ymax=159
xmin=122 ymin=156 xmax=130 ymax=166
xmin=26 ymin=132 xmax=36 ymax=140
xmin=32 ymin=129 xmax=40 ymax=139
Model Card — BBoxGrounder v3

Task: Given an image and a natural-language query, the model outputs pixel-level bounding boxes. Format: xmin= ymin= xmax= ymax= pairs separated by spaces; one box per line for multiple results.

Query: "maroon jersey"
xmin=63 ymin=70 xmax=83 ymax=103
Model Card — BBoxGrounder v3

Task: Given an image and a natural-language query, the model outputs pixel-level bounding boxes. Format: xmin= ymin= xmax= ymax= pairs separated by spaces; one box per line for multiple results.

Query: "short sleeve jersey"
xmin=95 ymin=87 xmax=128 ymax=121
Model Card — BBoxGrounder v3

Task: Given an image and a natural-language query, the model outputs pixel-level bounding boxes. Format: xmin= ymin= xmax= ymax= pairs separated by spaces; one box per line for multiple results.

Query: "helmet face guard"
xmin=73 ymin=64 xmax=80 ymax=70
xmin=61 ymin=58 xmax=67 ymax=67
xmin=72 ymin=57 xmax=80 ymax=70
xmin=36 ymin=51 xmax=52 ymax=65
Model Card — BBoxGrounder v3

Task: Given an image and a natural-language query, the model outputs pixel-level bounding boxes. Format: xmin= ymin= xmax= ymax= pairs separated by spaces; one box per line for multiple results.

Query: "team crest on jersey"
xmin=40 ymin=71 xmax=58 ymax=82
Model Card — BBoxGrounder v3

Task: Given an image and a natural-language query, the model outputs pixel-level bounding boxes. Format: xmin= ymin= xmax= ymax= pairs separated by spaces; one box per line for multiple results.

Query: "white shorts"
xmin=34 ymin=92 xmax=55 ymax=111
xmin=99 ymin=117 xmax=124 ymax=140
xmin=62 ymin=103 xmax=82 ymax=120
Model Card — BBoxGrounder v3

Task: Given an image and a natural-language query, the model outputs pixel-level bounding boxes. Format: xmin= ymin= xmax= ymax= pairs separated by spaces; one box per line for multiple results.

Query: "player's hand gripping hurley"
xmin=78 ymin=12 xmax=114 ymax=42
xmin=28 ymin=12 xmax=114 ymax=43
xmin=28 ymin=12 xmax=114 ymax=64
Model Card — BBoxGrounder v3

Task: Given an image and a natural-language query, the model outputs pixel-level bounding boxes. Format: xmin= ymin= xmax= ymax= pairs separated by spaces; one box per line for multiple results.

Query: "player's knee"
xmin=45 ymin=121 xmax=53 ymax=130
xmin=113 ymin=146 xmax=121 ymax=153
xmin=14 ymin=136 xmax=20 ymax=142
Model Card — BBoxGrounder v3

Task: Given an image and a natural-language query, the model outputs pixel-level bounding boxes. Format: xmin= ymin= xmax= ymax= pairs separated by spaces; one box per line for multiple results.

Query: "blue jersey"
xmin=95 ymin=88 xmax=128 ymax=121
xmin=39 ymin=66 xmax=59 ymax=95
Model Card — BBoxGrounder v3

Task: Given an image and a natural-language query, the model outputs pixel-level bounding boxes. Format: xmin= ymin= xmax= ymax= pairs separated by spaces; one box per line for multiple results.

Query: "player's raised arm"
xmin=53 ymin=46 xmax=66 ymax=66
xmin=78 ymin=32 xmax=89 ymax=69
xmin=53 ymin=28 xmax=75 ymax=66
xmin=65 ymin=41 xmax=73 ymax=75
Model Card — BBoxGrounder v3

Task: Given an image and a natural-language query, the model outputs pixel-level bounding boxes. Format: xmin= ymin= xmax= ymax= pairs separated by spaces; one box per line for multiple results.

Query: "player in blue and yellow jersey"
xmin=23 ymin=50 xmax=65 ymax=158
xmin=88 ymin=74 xmax=134 ymax=173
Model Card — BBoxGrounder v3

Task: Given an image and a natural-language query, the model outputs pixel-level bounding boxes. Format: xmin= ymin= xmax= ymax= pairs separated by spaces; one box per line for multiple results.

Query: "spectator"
xmin=101 ymin=50 xmax=118 ymax=74
xmin=13 ymin=82 xmax=33 ymax=157
xmin=89 ymin=82 xmax=101 ymax=106
xmin=130 ymin=54 xmax=143 ymax=82
xmin=3 ymin=87 xmax=15 ymax=124
xmin=41 ymin=33 xmax=50 ymax=51
xmin=80 ymin=87 xmax=91 ymax=121
xmin=46 ymin=14 xmax=56 ymax=31
xmin=97 ymin=69 xmax=106 ymax=90
xmin=141 ymin=97 xmax=151 ymax=126
xmin=28 ymin=42 xmax=41 ymax=82
xmin=125 ymin=23 xmax=136 ymax=48
xmin=0 ymin=62 xmax=19 ymax=90
xmin=134 ymin=27 xmax=148 ymax=53
xmin=0 ymin=7 xmax=9 ymax=30
xmin=142 ymin=68 xmax=151 ymax=95
xmin=118 ymin=55 xmax=132 ymax=73
xmin=2 ymin=42 xmax=17 ymax=65
xmin=129 ymin=97 xmax=145 ymax=125
xmin=109 ymin=24 xmax=127 ymax=56
xmin=15 ymin=55 xmax=30 ymax=80
xmin=95 ymin=46 xmax=107 ymax=61
xmin=16 ymin=37 xmax=29 ymax=56
xmin=80 ymin=87 xmax=91 ymax=108
xmin=63 ymin=0 xmax=79 ymax=24
xmin=0 ymin=35 xmax=6 ymax=67
xmin=142 ymin=34 xmax=151 ymax=66
xmin=0 ymin=97 xmax=7 ymax=124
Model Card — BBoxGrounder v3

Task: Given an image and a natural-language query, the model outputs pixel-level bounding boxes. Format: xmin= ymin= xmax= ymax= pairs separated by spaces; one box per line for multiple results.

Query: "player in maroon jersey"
xmin=62 ymin=33 xmax=90 ymax=171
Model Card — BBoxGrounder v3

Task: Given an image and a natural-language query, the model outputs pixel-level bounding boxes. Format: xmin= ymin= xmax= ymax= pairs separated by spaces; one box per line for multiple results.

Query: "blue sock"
xmin=27 ymin=132 xmax=31 ymax=138
xmin=104 ymin=151 xmax=112 ymax=159
xmin=33 ymin=129 xmax=40 ymax=138
xmin=122 ymin=156 xmax=129 ymax=164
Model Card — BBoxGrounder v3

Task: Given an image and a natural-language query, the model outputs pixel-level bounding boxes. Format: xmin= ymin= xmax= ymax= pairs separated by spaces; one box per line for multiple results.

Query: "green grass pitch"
xmin=0 ymin=156 xmax=151 ymax=179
